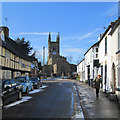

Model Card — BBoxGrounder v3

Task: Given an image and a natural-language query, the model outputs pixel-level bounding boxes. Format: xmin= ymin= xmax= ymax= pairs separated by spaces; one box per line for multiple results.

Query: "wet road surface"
xmin=2 ymin=82 xmax=75 ymax=118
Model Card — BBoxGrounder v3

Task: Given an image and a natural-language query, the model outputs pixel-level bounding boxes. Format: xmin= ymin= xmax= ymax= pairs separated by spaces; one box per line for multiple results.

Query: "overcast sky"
xmin=2 ymin=2 xmax=118 ymax=64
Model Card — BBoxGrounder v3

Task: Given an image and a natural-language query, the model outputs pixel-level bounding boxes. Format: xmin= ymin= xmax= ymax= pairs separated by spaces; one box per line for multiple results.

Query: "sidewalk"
xmin=75 ymin=81 xmax=120 ymax=119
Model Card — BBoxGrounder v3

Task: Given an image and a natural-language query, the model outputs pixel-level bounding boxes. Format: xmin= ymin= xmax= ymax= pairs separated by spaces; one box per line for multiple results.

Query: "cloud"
xmin=13 ymin=32 xmax=58 ymax=35
xmin=79 ymin=28 xmax=101 ymax=41
xmin=100 ymin=3 xmax=118 ymax=18
xmin=79 ymin=32 xmax=93 ymax=41
xmin=63 ymin=45 xmax=71 ymax=48
xmin=86 ymin=39 xmax=97 ymax=43
xmin=62 ymin=47 xmax=86 ymax=55
xmin=62 ymin=36 xmax=79 ymax=41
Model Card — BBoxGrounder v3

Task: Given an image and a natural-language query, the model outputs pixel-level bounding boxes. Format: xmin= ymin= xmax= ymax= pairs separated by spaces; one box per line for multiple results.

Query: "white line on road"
xmin=4 ymin=96 xmax=32 ymax=109
xmin=40 ymin=85 xmax=48 ymax=89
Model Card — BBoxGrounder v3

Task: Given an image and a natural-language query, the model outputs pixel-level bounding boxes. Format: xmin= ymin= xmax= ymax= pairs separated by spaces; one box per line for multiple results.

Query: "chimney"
xmin=0 ymin=26 xmax=9 ymax=37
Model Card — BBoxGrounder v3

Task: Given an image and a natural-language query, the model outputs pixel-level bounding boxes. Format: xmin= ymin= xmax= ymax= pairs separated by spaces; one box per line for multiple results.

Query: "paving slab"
xmin=75 ymin=81 xmax=120 ymax=119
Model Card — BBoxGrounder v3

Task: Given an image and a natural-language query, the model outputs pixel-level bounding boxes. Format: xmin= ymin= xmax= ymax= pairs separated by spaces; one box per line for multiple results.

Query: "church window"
xmin=53 ymin=47 xmax=56 ymax=51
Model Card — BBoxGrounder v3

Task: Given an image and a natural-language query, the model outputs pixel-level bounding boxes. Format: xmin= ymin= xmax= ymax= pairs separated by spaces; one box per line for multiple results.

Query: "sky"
xmin=1 ymin=2 xmax=118 ymax=65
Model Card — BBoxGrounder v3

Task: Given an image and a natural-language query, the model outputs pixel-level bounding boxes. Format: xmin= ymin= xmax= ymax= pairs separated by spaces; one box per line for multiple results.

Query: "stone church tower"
xmin=48 ymin=32 xmax=59 ymax=61
xmin=43 ymin=32 xmax=76 ymax=77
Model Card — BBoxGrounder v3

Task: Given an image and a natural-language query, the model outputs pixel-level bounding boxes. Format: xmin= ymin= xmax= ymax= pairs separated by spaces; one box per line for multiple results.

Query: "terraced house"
xmin=0 ymin=26 xmax=32 ymax=79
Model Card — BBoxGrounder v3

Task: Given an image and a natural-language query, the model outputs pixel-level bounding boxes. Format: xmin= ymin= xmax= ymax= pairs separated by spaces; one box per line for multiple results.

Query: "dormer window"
xmin=0 ymin=29 xmax=5 ymax=41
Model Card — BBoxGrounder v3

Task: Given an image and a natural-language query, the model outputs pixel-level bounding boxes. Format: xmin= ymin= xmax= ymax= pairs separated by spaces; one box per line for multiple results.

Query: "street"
xmin=2 ymin=79 xmax=84 ymax=119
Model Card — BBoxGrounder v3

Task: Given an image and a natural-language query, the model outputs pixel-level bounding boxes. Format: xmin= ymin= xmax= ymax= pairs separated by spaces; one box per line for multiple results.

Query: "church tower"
xmin=48 ymin=32 xmax=60 ymax=61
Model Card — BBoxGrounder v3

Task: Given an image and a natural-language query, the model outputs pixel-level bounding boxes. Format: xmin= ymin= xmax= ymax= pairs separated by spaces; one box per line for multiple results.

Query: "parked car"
xmin=30 ymin=77 xmax=40 ymax=89
xmin=15 ymin=76 xmax=34 ymax=94
xmin=2 ymin=79 xmax=23 ymax=106
xmin=30 ymin=77 xmax=42 ymax=88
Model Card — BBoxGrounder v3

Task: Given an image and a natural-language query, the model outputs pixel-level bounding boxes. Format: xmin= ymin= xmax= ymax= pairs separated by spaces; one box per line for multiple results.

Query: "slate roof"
xmin=84 ymin=41 xmax=100 ymax=56
xmin=0 ymin=35 xmax=32 ymax=62
xmin=109 ymin=17 xmax=120 ymax=35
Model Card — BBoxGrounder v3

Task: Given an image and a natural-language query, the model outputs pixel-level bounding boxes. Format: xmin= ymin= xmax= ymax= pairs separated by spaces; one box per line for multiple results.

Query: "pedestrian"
xmin=94 ymin=75 xmax=102 ymax=99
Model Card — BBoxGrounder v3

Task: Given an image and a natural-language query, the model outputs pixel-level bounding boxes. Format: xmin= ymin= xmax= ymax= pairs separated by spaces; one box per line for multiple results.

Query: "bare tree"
xmin=67 ymin=55 xmax=73 ymax=63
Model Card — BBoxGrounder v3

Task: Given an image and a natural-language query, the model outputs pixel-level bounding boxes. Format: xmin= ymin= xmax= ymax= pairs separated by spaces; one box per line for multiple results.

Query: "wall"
xmin=99 ymin=28 xmax=112 ymax=92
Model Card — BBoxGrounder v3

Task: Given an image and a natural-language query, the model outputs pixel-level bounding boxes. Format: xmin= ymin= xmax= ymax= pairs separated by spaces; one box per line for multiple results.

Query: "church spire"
xmin=57 ymin=32 xmax=60 ymax=54
xmin=48 ymin=32 xmax=51 ymax=43
xmin=57 ymin=32 xmax=59 ymax=43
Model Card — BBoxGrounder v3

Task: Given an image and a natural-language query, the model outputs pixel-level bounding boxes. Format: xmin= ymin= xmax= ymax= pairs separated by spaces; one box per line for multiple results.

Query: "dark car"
xmin=30 ymin=77 xmax=42 ymax=89
xmin=2 ymin=79 xmax=23 ymax=106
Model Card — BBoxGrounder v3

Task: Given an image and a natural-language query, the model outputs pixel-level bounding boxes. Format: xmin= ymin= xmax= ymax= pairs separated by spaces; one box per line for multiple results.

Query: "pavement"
xmin=74 ymin=80 xmax=120 ymax=119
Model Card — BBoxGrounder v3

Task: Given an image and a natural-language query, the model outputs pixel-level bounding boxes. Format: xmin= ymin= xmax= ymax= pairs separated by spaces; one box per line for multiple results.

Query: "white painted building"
xmin=77 ymin=18 xmax=120 ymax=97
xmin=98 ymin=19 xmax=120 ymax=93
xmin=98 ymin=25 xmax=112 ymax=92
xmin=109 ymin=18 xmax=120 ymax=98
xmin=77 ymin=59 xmax=85 ymax=82
xmin=84 ymin=42 xmax=99 ymax=86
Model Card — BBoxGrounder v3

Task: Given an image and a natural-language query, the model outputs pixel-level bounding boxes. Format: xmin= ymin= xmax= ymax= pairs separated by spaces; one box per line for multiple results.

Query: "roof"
xmin=84 ymin=41 xmax=100 ymax=56
xmin=77 ymin=59 xmax=85 ymax=65
xmin=0 ymin=35 xmax=32 ymax=62
xmin=84 ymin=18 xmax=119 ymax=56
xmin=109 ymin=17 xmax=120 ymax=35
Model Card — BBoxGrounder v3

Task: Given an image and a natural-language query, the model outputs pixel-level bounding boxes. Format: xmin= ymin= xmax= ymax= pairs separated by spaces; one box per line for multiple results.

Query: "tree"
xmin=67 ymin=55 xmax=73 ymax=63
xmin=15 ymin=37 xmax=33 ymax=55
xmin=29 ymin=51 xmax=38 ymax=61
xmin=38 ymin=62 xmax=42 ymax=70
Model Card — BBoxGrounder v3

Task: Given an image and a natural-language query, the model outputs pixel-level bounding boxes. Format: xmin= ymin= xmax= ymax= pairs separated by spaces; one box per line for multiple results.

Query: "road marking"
xmin=4 ymin=96 xmax=32 ymax=109
xmin=29 ymin=89 xmax=44 ymax=94
xmin=40 ymin=85 xmax=48 ymax=89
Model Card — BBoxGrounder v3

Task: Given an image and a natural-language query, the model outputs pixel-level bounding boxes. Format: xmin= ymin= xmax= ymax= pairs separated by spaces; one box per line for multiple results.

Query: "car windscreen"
xmin=2 ymin=80 xmax=12 ymax=90
xmin=16 ymin=77 xmax=26 ymax=82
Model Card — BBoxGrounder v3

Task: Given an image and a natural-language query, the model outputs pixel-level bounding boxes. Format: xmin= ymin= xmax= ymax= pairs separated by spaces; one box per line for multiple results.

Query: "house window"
xmin=53 ymin=47 xmax=56 ymax=51
xmin=105 ymin=37 xmax=107 ymax=54
xmin=90 ymin=51 xmax=92 ymax=61
xmin=0 ymin=30 xmax=5 ymax=41
xmin=118 ymin=32 xmax=120 ymax=50
xmin=19 ymin=58 xmax=21 ymax=65
xmin=96 ymin=54 xmax=98 ymax=58
xmin=96 ymin=48 xmax=98 ymax=52
xmin=5 ymin=50 xmax=10 ymax=59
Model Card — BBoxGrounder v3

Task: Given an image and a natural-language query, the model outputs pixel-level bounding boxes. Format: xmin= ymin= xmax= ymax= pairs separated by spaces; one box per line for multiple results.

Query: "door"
xmin=112 ymin=63 xmax=116 ymax=92
xmin=87 ymin=66 xmax=90 ymax=86
xmin=105 ymin=64 xmax=107 ymax=92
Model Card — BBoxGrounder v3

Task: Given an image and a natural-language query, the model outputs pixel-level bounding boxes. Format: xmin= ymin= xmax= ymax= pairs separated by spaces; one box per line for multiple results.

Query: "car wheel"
xmin=31 ymin=85 xmax=34 ymax=91
xmin=26 ymin=88 xmax=29 ymax=94
xmin=18 ymin=91 xmax=22 ymax=100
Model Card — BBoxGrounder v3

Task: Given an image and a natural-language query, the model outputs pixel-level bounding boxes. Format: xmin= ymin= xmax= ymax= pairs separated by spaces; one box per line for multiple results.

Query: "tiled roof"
xmin=0 ymin=35 xmax=32 ymax=61
xmin=109 ymin=17 xmax=120 ymax=35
